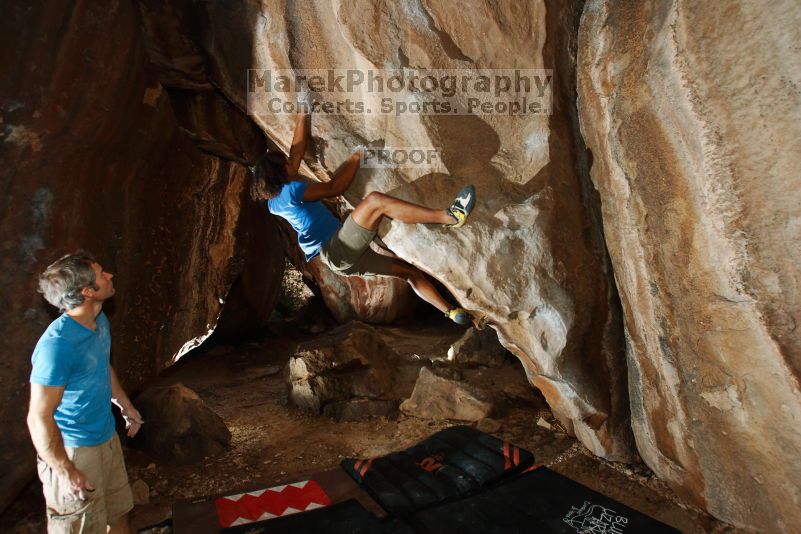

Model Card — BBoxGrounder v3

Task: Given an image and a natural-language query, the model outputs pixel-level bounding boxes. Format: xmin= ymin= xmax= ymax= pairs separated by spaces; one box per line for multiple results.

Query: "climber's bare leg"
xmin=352 ymin=192 xmax=454 ymax=231
xmin=390 ymin=260 xmax=452 ymax=313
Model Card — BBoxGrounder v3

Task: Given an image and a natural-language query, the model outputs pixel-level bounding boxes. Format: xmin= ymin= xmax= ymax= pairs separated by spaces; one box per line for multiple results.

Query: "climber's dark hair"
xmin=249 ymin=151 xmax=289 ymax=201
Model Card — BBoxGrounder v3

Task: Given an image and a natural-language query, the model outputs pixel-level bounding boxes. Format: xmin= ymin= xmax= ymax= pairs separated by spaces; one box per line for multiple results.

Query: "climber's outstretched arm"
xmin=284 ymin=113 xmax=310 ymax=179
xmin=303 ymin=150 xmax=363 ymax=202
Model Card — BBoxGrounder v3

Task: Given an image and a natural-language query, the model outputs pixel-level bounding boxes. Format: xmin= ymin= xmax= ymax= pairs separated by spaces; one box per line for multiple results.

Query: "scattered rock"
xmin=132 ymin=383 xmax=231 ymax=464
xmin=447 ymin=327 xmax=507 ymax=368
xmin=307 ymin=256 xmax=416 ymax=324
xmin=131 ymin=479 xmax=150 ymax=505
xmin=536 ymin=417 xmax=552 ymax=430
xmin=477 ymin=418 xmax=502 ymax=434
xmin=400 ymin=367 xmax=493 ymax=422
xmin=285 ymin=321 xmax=399 ymax=413
xmin=276 ymin=258 xmax=315 ymax=317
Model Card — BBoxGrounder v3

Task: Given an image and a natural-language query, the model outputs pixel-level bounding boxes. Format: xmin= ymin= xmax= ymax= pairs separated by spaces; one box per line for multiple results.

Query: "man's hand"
xmin=59 ymin=464 xmax=95 ymax=501
xmin=110 ymin=366 xmax=143 ymax=437
xmin=120 ymin=405 xmax=144 ymax=438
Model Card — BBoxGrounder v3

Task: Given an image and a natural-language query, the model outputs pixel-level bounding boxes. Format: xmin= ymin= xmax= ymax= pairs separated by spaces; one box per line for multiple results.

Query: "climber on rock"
xmin=249 ymin=105 xmax=475 ymax=325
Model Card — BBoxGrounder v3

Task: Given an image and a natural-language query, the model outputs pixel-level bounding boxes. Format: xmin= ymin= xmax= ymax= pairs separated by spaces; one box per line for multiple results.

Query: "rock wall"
xmin=578 ymin=0 xmax=801 ymax=530
xmin=172 ymin=0 xmax=634 ymax=461
xmin=0 ymin=1 xmax=281 ymax=510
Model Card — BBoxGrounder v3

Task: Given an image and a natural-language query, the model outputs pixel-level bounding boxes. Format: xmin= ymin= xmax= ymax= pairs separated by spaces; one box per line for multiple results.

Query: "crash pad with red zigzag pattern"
xmin=214 ymin=479 xmax=332 ymax=528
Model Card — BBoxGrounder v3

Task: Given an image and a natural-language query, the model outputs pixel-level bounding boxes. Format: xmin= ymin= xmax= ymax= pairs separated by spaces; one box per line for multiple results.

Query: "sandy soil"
xmin=1 ymin=317 xmax=740 ymax=533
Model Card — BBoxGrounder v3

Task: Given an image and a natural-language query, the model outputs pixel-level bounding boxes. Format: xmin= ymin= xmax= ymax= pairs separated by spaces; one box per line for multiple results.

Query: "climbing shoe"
xmin=446 ymin=184 xmax=476 ymax=228
xmin=446 ymin=307 xmax=470 ymax=325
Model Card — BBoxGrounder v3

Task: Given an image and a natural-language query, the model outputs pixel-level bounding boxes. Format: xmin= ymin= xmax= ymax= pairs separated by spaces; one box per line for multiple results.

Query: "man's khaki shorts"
xmin=37 ymin=433 xmax=134 ymax=533
xmin=320 ymin=214 xmax=395 ymax=276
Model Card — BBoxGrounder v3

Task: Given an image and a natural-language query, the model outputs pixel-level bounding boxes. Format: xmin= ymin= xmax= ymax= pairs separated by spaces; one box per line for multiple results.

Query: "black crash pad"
xmin=341 ymin=425 xmax=535 ymax=513
xmin=410 ymin=466 xmax=678 ymax=533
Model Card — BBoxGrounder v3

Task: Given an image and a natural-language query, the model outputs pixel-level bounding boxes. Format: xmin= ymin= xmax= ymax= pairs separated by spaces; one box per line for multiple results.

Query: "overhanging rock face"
xmin=577 ymin=0 xmax=801 ymax=529
xmin=170 ymin=0 xmax=634 ymax=461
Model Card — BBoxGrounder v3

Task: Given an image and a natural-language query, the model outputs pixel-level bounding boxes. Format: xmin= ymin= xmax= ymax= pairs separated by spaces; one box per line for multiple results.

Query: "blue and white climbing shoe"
xmin=446 ymin=307 xmax=470 ymax=325
xmin=446 ymin=185 xmax=476 ymax=228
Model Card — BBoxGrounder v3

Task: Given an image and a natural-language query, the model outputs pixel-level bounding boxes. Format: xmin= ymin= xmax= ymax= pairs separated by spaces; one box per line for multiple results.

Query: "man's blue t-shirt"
xmin=30 ymin=312 xmax=114 ymax=448
xmin=268 ymin=181 xmax=342 ymax=261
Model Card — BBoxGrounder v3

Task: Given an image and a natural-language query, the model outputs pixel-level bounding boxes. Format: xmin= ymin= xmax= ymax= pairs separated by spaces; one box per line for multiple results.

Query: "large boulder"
xmin=577 ymin=0 xmax=801 ymax=529
xmin=400 ymin=367 xmax=494 ymax=422
xmin=307 ymin=253 xmax=418 ymax=324
xmin=154 ymin=0 xmax=633 ymax=462
xmin=133 ymin=384 xmax=231 ymax=464
xmin=285 ymin=321 xmax=399 ymax=416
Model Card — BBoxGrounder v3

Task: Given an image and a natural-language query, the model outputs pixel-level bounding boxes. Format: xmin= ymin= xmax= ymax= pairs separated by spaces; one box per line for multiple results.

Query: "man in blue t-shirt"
xmin=251 ymin=111 xmax=476 ymax=325
xmin=28 ymin=251 xmax=144 ymax=533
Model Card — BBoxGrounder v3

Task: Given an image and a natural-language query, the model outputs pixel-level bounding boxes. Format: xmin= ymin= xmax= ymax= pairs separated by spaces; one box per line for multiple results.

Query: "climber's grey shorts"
xmin=319 ymin=214 xmax=395 ymax=276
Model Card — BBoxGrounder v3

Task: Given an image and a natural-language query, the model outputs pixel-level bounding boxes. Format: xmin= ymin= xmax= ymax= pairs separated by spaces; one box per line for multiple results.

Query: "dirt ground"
xmin=1 ymin=317 xmax=741 ymax=533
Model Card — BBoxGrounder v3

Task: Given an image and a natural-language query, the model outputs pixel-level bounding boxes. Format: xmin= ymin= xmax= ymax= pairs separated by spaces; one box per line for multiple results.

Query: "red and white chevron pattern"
xmin=215 ymin=479 xmax=332 ymax=527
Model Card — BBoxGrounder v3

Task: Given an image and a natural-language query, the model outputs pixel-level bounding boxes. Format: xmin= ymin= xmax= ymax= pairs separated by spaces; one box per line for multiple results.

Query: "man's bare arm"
xmin=110 ymin=366 xmax=143 ymax=438
xmin=303 ymin=151 xmax=363 ymax=202
xmin=27 ymin=384 xmax=94 ymax=498
xmin=27 ymin=384 xmax=70 ymax=471
xmin=284 ymin=113 xmax=311 ymax=179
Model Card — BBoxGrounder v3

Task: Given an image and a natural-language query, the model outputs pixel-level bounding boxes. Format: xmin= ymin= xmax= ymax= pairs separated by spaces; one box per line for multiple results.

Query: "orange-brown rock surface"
xmin=170 ymin=0 xmax=634 ymax=464
xmin=0 ymin=1 xmax=282 ymax=509
xmin=578 ymin=0 xmax=801 ymax=529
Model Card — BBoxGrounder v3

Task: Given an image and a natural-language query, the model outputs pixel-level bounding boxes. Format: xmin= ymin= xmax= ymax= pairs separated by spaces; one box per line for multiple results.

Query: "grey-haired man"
xmin=27 ymin=251 xmax=143 ymax=533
